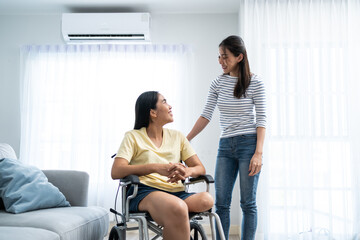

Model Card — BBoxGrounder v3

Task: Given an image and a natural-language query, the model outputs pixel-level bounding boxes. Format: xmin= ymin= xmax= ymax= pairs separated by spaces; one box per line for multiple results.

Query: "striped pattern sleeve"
xmin=253 ymin=76 xmax=267 ymax=128
xmin=200 ymin=78 xmax=219 ymax=121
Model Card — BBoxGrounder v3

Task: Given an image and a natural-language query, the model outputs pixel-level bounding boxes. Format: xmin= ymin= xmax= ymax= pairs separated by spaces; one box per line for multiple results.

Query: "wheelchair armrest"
xmin=189 ymin=174 xmax=214 ymax=184
xmin=186 ymin=175 xmax=214 ymax=193
xmin=120 ymin=175 xmax=140 ymax=185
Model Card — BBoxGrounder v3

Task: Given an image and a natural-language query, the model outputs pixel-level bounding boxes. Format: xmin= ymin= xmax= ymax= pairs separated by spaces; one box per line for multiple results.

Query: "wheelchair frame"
xmin=109 ymin=174 xmax=226 ymax=240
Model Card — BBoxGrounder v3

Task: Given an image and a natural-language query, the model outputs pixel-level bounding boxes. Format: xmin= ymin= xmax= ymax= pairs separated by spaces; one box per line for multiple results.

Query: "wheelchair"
xmin=109 ymin=174 xmax=226 ymax=240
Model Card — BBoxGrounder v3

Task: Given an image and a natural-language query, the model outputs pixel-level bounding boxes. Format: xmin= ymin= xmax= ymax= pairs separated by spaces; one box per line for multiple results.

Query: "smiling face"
xmin=218 ymin=47 xmax=243 ymax=77
xmin=150 ymin=94 xmax=173 ymax=125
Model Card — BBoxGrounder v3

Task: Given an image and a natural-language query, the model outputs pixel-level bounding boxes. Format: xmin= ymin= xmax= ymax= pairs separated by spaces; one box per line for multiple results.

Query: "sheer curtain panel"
xmin=239 ymin=0 xmax=360 ymax=239
xmin=19 ymin=44 xmax=194 ymax=211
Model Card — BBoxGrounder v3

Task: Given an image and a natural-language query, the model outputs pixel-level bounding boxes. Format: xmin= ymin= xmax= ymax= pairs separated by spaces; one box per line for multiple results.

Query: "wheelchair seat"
xmin=109 ymin=174 xmax=225 ymax=240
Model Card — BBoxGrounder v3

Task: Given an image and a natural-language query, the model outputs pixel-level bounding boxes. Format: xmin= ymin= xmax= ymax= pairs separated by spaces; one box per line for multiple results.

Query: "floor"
xmin=105 ymin=232 xmax=240 ymax=239
xmin=105 ymin=232 xmax=240 ymax=240
xmin=104 ymin=223 xmax=240 ymax=240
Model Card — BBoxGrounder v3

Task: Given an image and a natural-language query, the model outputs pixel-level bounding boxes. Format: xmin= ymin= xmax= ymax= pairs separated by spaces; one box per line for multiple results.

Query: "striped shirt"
xmin=201 ymin=74 xmax=266 ymax=138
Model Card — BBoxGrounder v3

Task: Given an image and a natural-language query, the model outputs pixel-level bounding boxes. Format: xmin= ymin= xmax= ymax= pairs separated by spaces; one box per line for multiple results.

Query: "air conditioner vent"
xmin=68 ymin=34 xmax=145 ymax=40
xmin=62 ymin=13 xmax=151 ymax=44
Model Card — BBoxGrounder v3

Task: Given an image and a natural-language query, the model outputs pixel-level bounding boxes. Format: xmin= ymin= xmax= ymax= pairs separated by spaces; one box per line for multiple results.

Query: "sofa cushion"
xmin=0 ymin=226 xmax=60 ymax=240
xmin=0 ymin=207 xmax=109 ymax=240
xmin=43 ymin=170 xmax=89 ymax=207
xmin=0 ymin=158 xmax=70 ymax=213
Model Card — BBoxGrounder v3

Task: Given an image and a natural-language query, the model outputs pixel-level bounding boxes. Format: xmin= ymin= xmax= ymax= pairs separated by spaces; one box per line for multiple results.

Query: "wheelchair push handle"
xmin=110 ymin=208 xmax=127 ymax=227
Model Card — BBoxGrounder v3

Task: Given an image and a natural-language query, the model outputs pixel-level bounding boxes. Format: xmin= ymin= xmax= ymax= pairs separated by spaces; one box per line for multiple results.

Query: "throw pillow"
xmin=0 ymin=158 xmax=70 ymax=213
xmin=0 ymin=143 xmax=17 ymax=160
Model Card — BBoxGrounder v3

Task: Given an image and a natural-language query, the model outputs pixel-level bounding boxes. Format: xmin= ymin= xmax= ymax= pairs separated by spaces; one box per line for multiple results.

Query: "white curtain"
xmin=240 ymin=0 xmax=360 ymax=239
xmin=19 ymin=44 xmax=194 ymax=212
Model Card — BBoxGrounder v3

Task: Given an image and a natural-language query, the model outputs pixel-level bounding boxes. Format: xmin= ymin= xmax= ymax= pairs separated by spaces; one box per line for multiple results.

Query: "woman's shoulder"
xmin=251 ymin=73 xmax=263 ymax=81
xmin=209 ymin=74 xmax=230 ymax=89
xmin=216 ymin=74 xmax=236 ymax=81
xmin=164 ymin=128 xmax=180 ymax=135
xmin=124 ymin=128 xmax=145 ymax=139
xmin=250 ymin=74 xmax=264 ymax=86
xmin=164 ymin=128 xmax=185 ymax=139
xmin=211 ymin=75 xmax=222 ymax=85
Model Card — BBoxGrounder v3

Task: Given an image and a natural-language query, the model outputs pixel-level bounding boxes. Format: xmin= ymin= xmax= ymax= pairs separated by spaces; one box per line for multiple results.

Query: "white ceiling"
xmin=0 ymin=0 xmax=240 ymax=15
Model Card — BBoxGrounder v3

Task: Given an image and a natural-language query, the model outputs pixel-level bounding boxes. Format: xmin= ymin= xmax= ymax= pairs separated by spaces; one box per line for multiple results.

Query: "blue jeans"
xmin=215 ymin=134 xmax=260 ymax=240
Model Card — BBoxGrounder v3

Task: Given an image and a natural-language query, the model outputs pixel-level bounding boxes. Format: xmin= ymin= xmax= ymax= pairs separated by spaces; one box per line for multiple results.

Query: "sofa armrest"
xmin=42 ymin=170 xmax=89 ymax=207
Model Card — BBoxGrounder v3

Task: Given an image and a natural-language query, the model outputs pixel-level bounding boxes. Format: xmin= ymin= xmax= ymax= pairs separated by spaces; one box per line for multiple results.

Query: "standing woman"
xmin=187 ymin=35 xmax=266 ymax=240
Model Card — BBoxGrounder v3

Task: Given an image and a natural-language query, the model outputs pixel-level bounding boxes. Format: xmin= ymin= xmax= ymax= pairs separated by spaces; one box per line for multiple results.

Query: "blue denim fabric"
xmin=215 ymin=134 xmax=260 ymax=240
xmin=127 ymin=183 xmax=195 ymax=213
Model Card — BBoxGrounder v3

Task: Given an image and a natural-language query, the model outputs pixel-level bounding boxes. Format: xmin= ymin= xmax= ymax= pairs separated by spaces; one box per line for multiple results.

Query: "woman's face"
xmin=152 ymin=94 xmax=173 ymax=124
xmin=218 ymin=47 xmax=243 ymax=77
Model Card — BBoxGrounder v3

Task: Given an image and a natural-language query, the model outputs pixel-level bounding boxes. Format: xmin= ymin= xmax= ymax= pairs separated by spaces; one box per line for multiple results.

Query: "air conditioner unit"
xmin=61 ymin=13 xmax=151 ymax=44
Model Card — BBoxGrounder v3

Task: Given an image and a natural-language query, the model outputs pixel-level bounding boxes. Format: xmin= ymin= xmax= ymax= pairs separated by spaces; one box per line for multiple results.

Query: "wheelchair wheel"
xmin=108 ymin=226 xmax=126 ymax=240
xmin=190 ymin=221 xmax=207 ymax=240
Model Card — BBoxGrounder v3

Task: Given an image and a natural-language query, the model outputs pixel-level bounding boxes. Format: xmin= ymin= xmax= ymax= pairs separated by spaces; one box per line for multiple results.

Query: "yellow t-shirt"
xmin=116 ymin=127 xmax=196 ymax=192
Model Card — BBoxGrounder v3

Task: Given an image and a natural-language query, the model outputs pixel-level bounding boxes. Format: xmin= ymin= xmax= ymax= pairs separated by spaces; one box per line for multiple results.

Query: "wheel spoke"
xmin=190 ymin=221 xmax=207 ymax=240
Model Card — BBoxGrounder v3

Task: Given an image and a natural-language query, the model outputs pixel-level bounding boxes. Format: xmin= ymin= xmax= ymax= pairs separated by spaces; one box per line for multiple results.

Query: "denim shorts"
xmin=127 ymin=183 xmax=195 ymax=213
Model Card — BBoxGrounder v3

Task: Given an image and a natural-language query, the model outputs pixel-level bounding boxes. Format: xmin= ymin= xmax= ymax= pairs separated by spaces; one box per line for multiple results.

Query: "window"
xmin=20 ymin=44 xmax=194 ymax=208
xmin=240 ymin=0 xmax=360 ymax=238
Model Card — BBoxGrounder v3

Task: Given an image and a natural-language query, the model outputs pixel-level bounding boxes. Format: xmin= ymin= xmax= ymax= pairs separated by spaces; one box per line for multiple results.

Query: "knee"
xmin=168 ymin=199 xmax=189 ymax=221
xmin=215 ymin=202 xmax=231 ymax=212
xmin=240 ymin=201 xmax=257 ymax=214
xmin=199 ymin=192 xmax=214 ymax=210
xmin=215 ymin=194 xmax=231 ymax=211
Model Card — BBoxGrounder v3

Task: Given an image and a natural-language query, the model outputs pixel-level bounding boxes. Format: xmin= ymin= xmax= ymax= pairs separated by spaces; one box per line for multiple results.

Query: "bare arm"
xmin=111 ymin=157 xmax=171 ymax=180
xmin=248 ymin=127 xmax=266 ymax=176
xmin=186 ymin=116 xmax=210 ymax=141
xmin=255 ymin=127 xmax=265 ymax=155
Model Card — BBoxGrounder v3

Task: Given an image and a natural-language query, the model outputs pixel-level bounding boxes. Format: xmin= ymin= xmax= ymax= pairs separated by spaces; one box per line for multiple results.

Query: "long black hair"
xmin=134 ymin=91 xmax=159 ymax=130
xmin=219 ymin=35 xmax=251 ymax=99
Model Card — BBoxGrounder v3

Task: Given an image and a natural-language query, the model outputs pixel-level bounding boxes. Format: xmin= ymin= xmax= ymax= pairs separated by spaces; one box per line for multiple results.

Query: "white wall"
xmin=0 ymin=14 xmax=63 ymax=154
xmin=0 ymin=13 xmax=241 ymax=225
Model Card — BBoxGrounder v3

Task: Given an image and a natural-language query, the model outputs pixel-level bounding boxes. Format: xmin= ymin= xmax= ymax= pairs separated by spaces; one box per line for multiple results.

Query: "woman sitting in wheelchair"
xmin=111 ymin=91 xmax=214 ymax=240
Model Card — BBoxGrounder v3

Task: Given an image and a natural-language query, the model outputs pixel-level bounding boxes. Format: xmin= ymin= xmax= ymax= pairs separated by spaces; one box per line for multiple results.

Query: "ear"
xmin=237 ymin=53 xmax=244 ymax=63
xmin=149 ymin=109 xmax=157 ymax=118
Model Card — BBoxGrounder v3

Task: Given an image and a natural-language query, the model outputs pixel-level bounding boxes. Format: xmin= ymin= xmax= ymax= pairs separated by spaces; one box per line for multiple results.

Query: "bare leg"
xmin=184 ymin=192 xmax=214 ymax=212
xmin=138 ymin=191 xmax=190 ymax=240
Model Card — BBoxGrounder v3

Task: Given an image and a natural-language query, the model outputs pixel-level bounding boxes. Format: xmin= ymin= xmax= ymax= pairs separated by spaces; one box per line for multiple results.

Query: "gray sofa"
xmin=0 ymin=144 xmax=109 ymax=240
